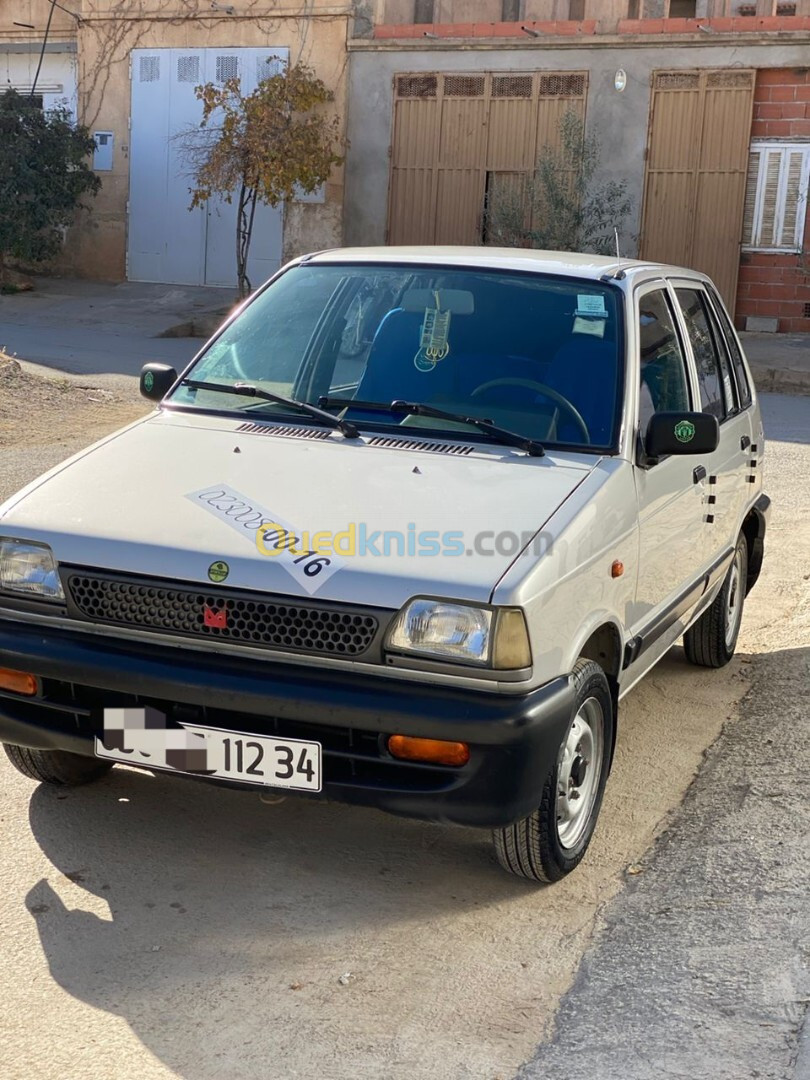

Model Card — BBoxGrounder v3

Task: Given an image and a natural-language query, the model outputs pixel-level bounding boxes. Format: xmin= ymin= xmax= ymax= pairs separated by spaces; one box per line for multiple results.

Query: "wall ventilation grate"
xmin=396 ymin=75 xmax=437 ymax=98
xmin=444 ymin=75 xmax=486 ymax=98
xmin=538 ymin=73 xmax=586 ymax=97
xmin=139 ymin=56 xmax=160 ymax=83
xmin=177 ymin=56 xmax=200 ymax=83
xmin=215 ymin=55 xmax=239 ymax=83
xmin=492 ymin=75 xmax=533 ymax=99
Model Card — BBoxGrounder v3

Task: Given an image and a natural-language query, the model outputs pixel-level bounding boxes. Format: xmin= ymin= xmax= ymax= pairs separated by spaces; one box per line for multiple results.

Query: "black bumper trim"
xmin=0 ymin=619 xmax=575 ymax=828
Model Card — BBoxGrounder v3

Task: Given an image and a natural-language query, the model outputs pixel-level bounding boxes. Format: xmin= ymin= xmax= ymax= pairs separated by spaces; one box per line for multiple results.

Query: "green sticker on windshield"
xmin=208 ymin=560 xmax=229 ymax=583
xmin=674 ymin=419 xmax=696 ymax=443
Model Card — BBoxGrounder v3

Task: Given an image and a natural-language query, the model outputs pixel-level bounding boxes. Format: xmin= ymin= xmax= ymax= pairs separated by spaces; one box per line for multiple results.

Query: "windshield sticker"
xmin=573 ymin=316 xmax=606 ymax=339
xmin=186 ymin=484 xmax=344 ymax=595
xmin=575 ymin=294 xmax=608 ymax=319
xmin=415 ymin=293 xmax=452 ymax=371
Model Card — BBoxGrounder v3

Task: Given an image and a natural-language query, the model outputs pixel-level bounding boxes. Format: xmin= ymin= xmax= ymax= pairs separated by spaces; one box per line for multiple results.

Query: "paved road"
xmin=522 ymin=392 xmax=810 ymax=1080
xmin=0 ymin=393 xmax=806 ymax=1080
xmin=0 ymin=278 xmax=233 ymax=375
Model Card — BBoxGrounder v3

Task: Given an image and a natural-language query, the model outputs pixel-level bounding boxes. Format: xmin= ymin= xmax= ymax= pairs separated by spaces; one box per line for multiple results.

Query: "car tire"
xmin=2 ymin=744 xmax=113 ymax=786
xmin=492 ymin=658 xmax=614 ymax=883
xmin=683 ymin=535 xmax=748 ymax=669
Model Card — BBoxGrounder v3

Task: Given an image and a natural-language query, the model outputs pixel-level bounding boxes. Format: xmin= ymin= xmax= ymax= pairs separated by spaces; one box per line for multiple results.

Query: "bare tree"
xmin=183 ymin=62 xmax=344 ymax=297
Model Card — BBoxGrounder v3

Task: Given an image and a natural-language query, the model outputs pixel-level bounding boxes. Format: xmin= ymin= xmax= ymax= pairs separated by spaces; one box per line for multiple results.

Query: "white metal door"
xmin=128 ymin=47 xmax=287 ymax=287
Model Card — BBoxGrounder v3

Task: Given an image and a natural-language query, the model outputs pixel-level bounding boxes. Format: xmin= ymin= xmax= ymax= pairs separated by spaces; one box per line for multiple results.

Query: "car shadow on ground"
xmin=23 ymin=755 xmax=528 ymax=1076
xmin=18 ymin=642 xmax=762 ymax=1079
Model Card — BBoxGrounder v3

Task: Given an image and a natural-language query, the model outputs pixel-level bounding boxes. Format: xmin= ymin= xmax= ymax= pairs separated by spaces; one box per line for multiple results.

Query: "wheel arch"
xmin=741 ymin=495 xmax=769 ymax=595
xmin=572 ymin=617 xmax=623 ymax=767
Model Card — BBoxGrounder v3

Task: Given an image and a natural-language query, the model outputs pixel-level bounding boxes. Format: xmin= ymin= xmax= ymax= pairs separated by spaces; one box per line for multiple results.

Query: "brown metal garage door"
xmin=387 ymin=71 xmax=587 ymax=246
xmin=640 ymin=69 xmax=756 ymax=312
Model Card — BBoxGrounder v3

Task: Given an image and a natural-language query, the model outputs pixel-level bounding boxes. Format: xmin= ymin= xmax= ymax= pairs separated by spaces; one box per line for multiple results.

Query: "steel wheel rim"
xmin=724 ymin=547 xmax=744 ymax=649
xmin=556 ymin=696 xmax=604 ymax=851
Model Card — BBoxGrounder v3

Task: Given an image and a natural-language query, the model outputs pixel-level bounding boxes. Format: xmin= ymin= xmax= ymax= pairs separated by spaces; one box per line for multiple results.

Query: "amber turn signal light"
xmin=0 ymin=668 xmax=38 ymax=696
xmin=388 ymin=735 xmax=470 ymax=767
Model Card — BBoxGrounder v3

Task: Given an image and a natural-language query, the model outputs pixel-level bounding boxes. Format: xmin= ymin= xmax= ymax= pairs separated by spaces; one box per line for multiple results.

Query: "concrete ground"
xmin=522 ymin=393 xmax=810 ymax=1080
xmin=0 ymin=277 xmax=236 ymax=376
xmin=0 ymin=368 xmax=807 ymax=1078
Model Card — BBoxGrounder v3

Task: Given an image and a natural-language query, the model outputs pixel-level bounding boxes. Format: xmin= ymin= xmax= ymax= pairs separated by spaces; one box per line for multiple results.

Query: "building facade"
xmin=345 ymin=2 xmax=810 ymax=330
xmin=1 ymin=0 xmax=352 ymax=284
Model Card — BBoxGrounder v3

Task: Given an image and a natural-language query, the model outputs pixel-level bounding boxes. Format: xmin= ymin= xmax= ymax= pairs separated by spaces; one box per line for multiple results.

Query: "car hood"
xmin=0 ymin=411 xmax=596 ymax=608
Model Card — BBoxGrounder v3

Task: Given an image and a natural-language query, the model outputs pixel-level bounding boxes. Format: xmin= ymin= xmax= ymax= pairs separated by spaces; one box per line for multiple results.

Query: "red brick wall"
xmin=735 ymin=68 xmax=810 ymax=333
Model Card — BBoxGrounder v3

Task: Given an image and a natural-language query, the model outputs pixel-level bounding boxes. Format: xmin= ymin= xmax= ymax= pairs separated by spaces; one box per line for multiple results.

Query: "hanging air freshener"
xmin=414 ymin=291 xmax=452 ymax=371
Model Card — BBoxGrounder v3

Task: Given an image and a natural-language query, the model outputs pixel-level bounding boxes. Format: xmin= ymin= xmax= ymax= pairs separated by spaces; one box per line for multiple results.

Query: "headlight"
xmin=386 ymin=599 xmax=531 ymax=670
xmin=0 ymin=540 xmax=65 ymax=601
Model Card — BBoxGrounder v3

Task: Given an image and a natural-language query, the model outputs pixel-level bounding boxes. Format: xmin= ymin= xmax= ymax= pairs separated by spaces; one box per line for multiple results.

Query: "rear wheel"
xmin=2 ymin=744 xmax=113 ymax=786
xmin=492 ymin=658 xmax=613 ymax=883
xmin=683 ymin=535 xmax=747 ymax=669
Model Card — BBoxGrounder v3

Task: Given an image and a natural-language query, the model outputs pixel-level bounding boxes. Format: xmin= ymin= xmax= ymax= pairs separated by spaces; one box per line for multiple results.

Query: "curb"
xmin=749 ymin=363 xmax=810 ymax=397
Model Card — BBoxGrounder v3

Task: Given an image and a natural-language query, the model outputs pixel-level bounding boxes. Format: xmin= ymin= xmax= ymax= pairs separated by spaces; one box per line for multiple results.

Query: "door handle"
xmin=740 ymin=435 xmax=751 ymax=451
xmin=693 ymin=465 xmax=707 ymax=484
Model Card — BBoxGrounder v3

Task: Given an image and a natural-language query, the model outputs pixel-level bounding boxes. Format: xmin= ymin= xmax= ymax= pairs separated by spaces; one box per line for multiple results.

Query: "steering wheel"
xmin=470 ymin=378 xmax=590 ymax=443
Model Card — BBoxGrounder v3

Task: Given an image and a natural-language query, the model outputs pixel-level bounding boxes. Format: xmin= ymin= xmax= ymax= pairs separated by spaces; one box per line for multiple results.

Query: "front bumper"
xmin=0 ymin=619 xmax=575 ymax=828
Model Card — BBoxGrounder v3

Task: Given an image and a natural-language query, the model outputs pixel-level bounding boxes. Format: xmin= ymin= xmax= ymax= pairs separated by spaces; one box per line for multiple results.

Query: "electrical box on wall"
xmin=93 ymin=132 xmax=114 ymax=171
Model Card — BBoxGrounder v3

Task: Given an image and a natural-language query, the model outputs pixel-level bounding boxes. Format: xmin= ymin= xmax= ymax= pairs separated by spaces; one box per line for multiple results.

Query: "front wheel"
xmin=2 ymin=744 xmax=113 ymax=786
xmin=493 ymin=658 xmax=614 ymax=883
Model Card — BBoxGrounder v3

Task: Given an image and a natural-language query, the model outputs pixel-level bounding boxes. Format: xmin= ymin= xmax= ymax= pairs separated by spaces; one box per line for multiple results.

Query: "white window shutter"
xmin=779 ymin=149 xmax=805 ymax=249
xmin=743 ymin=143 xmax=810 ymax=253
xmin=759 ymin=151 xmax=781 ymax=248
xmin=742 ymin=150 xmax=760 ymax=246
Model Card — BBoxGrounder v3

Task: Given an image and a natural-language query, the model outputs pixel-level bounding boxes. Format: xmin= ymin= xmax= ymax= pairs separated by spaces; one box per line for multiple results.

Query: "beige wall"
xmin=7 ymin=2 xmax=350 ymax=280
xmin=0 ymin=0 xmax=78 ymax=43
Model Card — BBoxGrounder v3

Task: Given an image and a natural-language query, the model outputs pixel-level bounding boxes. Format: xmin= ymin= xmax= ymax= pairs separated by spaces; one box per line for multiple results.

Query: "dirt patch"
xmin=0 ymin=354 xmax=148 ymax=450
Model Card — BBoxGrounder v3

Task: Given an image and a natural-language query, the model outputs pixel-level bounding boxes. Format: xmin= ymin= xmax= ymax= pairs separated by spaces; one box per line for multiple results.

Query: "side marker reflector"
xmin=388 ymin=735 xmax=470 ymax=767
xmin=0 ymin=668 xmax=38 ymax=696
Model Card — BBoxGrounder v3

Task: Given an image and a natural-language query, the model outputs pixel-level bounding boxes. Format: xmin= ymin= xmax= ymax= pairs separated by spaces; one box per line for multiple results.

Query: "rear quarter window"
xmin=707 ymin=287 xmax=752 ymax=409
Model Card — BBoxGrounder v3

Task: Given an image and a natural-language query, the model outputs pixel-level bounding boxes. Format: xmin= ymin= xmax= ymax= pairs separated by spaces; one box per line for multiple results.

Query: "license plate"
xmin=95 ymin=708 xmax=322 ymax=792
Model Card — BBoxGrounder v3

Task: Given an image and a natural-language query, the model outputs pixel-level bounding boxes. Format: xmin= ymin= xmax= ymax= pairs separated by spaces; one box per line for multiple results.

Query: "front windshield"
xmin=169 ymin=263 xmax=624 ymax=451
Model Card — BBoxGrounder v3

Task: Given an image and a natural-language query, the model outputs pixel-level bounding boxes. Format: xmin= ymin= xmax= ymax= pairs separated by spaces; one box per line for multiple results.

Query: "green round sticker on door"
xmin=208 ymin=560 xmax=229 ymax=583
xmin=674 ymin=419 xmax=696 ymax=444
xmin=143 ymin=371 xmax=154 ymax=393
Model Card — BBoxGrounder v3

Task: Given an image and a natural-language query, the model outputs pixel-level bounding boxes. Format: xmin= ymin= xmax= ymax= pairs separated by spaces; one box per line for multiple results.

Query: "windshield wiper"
xmin=318 ymin=397 xmax=544 ymax=457
xmin=180 ymin=380 xmax=360 ymax=439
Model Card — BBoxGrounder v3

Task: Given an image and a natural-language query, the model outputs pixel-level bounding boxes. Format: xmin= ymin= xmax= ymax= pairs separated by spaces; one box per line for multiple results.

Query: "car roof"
xmin=303 ymin=245 xmax=709 ymax=285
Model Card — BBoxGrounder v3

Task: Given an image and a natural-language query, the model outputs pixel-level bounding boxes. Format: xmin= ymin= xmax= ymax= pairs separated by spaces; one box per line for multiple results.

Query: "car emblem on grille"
xmin=203 ymin=605 xmax=228 ymax=629
xmin=208 ymin=560 xmax=229 ymax=583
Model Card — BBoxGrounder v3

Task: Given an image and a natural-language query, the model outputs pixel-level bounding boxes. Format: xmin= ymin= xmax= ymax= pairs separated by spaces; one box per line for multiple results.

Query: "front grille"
xmin=66 ymin=572 xmax=380 ymax=658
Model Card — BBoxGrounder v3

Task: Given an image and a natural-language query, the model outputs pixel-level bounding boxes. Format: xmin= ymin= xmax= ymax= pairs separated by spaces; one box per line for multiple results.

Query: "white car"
xmin=0 ymin=248 xmax=769 ymax=881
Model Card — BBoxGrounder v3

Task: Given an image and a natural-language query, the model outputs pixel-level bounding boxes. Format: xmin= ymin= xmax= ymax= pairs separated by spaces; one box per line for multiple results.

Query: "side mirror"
xmin=140 ymin=363 xmax=178 ymax=402
xmin=644 ymin=411 xmax=719 ymax=459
